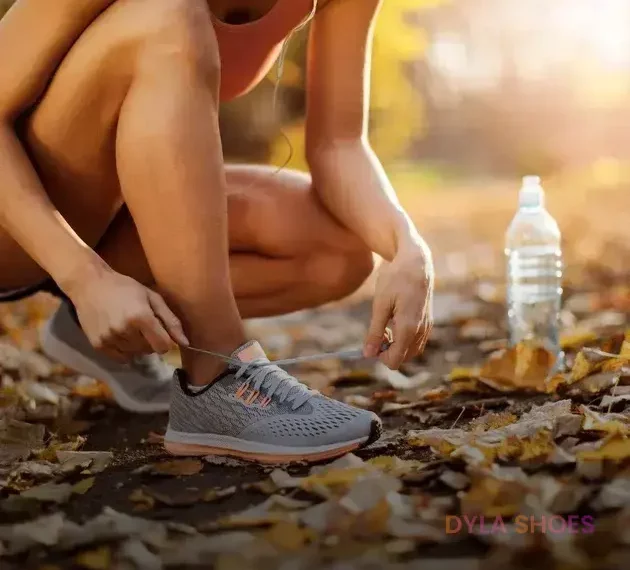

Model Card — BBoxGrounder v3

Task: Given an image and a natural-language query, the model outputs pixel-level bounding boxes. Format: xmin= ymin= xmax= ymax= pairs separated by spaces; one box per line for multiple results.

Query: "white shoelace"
xmin=234 ymin=359 xmax=315 ymax=411
xmin=184 ymin=341 xmax=391 ymax=410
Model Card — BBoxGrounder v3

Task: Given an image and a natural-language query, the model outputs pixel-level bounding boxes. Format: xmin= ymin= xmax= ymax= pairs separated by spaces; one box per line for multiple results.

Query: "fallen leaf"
xmin=21 ymin=482 xmax=73 ymax=504
xmin=18 ymin=381 xmax=60 ymax=405
xmin=129 ymin=488 xmax=155 ymax=511
xmin=592 ymin=478 xmax=630 ymax=510
xmin=75 ymin=545 xmax=112 ymax=570
xmin=119 ymin=539 xmax=162 ymax=570
xmin=72 ymin=477 xmax=95 ymax=495
xmin=57 ymin=451 xmax=113 ymax=474
xmin=203 ymin=486 xmax=237 ymax=503
xmin=560 ymin=330 xmax=599 ymax=350
xmin=71 ymin=377 xmax=113 ymax=400
xmin=152 ymin=459 xmax=203 ymax=476
xmin=460 ymin=474 xmax=528 ymax=517
xmin=0 ymin=512 xmax=66 ymax=555
xmin=448 ymin=367 xmax=481 ymax=381
xmin=479 ymin=342 xmax=556 ymax=392
xmin=0 ymin=419 xmax=45 ymax=465
xmin=577 ymin=436 xmax=630 ymax=462
xmin=263 ymin=521 xmax=315 ymax=551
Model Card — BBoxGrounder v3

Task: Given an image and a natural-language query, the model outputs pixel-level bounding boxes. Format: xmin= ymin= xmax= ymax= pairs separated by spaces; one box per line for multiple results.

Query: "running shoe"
xmin=40 ymin=302 xmax=174 ymax=413
xmin=165 ymin=340 xmax=382 ymax=463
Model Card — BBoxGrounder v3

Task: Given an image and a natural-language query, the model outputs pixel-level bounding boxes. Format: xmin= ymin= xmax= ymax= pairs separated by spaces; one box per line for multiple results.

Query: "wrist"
xmin=55 ymin=252 xmax=111 ymax=299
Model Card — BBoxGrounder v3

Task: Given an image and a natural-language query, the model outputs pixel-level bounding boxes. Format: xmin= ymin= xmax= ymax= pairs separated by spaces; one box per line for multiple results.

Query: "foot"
xmin=164 ymin=341 xmax=382 ymax=464
xmin=40 ymin=302 xmax=174 ymax=413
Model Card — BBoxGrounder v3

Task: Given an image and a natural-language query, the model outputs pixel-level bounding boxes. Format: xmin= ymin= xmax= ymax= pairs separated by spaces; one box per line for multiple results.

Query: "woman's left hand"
xmin=364 ymin=239 xmax=434 ymax=369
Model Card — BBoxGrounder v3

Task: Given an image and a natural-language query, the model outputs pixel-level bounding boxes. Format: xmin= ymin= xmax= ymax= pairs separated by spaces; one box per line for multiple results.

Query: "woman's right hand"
xmin=66 ymin=267 xmax=189 ymax=362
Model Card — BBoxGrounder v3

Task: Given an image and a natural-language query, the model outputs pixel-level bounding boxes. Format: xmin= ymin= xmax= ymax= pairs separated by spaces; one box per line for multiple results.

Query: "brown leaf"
xmin=479 ymin=342 xmax=556 ymax=392
xmin=152 ymin=459 xmax=203 ymax=476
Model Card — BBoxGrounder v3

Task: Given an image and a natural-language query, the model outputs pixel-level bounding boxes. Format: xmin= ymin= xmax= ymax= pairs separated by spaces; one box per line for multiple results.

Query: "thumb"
xmin=364 ymin=296 xmax=391 ymax=358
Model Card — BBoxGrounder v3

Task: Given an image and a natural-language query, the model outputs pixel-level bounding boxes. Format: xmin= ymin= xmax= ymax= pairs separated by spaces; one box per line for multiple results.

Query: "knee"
xmin=309 ymin=239 xmax=375 ymax=302
xmin=135 ymin=0 xmax=220 ymax=86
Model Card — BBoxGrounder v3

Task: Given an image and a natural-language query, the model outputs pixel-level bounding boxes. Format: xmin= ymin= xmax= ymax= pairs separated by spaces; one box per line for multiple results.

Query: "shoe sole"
xmin=40 ymin=319 xmax=169 ymax=414
xmin=164 ymin=419 xmax=382 ymax=464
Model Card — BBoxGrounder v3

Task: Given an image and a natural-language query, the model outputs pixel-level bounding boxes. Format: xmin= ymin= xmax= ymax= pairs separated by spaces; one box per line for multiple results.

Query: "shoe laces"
xmin=130 ymin=354 xmax=173 ymax=383
xmin=234 ymin=359 xmax=316 ymax=411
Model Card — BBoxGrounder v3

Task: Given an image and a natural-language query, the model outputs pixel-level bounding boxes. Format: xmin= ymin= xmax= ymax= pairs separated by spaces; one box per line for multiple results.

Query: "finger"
xmin=95 ymin=338 xmax=129 ymax=363
xmin=365 ymin=296 xmax=392 ymax=358
xmin=408 ymin=326 xmax=429 ymax=361
xmin=382 ymin=316 xmax=419 ymax=369
xmin=139 ymin=314 xmax=176 ymax=355
xmin=148 ymin=291 xmax=189 ymax=347
xmin=111 ymin=329 xmax=152 ymax=356
xmin=407 ymin=333 xmax=425 ymax=362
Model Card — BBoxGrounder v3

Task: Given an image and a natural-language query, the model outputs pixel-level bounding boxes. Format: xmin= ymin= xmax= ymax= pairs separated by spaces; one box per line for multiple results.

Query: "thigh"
xmin=226 ymin=164 xmax=363 ymax=257
xmin=0 ymin=0 xmax=153 ymax=291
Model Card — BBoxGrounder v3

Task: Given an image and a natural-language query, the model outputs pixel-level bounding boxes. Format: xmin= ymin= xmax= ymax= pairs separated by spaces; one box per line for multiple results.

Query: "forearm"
xmin=308 ymin=139 xmax=421 ymax=261
xmin=0 ymin=122 xmax=104 ymax=291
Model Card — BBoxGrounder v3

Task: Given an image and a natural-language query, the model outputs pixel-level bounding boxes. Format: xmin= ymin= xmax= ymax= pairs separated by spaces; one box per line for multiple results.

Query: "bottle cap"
xmin=519 ymin=175 xmax=544 ymax=208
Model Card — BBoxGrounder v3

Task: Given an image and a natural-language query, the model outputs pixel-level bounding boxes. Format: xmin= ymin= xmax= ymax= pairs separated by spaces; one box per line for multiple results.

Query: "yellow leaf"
xmin=460 ymin=476 xmax=527 ymax=518
xmin=75 ymin=546 xmax=111 ymax=570
xmin=264 ymin=521 xmax=315 ymax=551
xmin=300 ymin=467 xmax=367 ymax=492
xmin=571 ymin=351 xmax=597 ymax=382
xmin=448 ymin=367 xmax=481 ymax=381
xmin=560 ymin=331 xmax=598 ymax=350
xmin=620 ymin=330 xmax=630 ymax=358
xmin=72 ymin=477 xmax=95 ymax=495
xmin=577 ymin=436 xmax=630 ymax=462
xmin=366 ymin=456 xmax=425 ymax=476
xmin=72 ymin=381 xmax=113 ymax=401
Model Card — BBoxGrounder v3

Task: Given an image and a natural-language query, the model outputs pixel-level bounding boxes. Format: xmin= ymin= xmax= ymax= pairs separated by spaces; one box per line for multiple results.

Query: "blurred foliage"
xmin=269 ymin=0 xmax=437 ymax=171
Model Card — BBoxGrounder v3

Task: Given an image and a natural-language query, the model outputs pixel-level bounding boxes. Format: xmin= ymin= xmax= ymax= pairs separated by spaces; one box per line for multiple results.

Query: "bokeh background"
xmin=218 ymin=0 xmax=630 ymax=288
xmin=1 ymin=0 xmax=628 ymax=286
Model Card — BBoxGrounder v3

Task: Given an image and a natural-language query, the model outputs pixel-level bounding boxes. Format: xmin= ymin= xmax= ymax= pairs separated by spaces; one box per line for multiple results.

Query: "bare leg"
xmin=96 ymin=166 xmax=374 ymax=318
xmin=0 ymin=0 xmax=372 ymax=386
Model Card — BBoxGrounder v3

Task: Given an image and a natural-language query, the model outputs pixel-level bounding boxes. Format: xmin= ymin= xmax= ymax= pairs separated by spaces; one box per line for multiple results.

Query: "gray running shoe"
xmin=164 ymin=340 xmax=382 ymax=464
xmin=40 ymin=302 xmax=174 ymax=413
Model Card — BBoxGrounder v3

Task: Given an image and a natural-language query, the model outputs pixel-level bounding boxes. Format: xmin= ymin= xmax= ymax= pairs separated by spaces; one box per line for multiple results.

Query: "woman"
xmin=0 ymin=0 xmax=434 ymax=462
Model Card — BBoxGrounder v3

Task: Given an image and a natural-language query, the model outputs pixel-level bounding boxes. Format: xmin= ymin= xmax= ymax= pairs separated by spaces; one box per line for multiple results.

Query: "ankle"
xmin=181 ymin=338 xmax=246 ymax=386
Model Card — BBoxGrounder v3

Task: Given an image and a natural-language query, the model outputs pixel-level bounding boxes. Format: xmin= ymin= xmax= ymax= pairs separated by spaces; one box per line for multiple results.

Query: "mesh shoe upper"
xmin=168 ymin=341 xmax=381 ymax=448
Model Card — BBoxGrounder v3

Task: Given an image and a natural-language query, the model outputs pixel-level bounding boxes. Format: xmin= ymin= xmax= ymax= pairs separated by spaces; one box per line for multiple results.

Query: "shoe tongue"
xmin=231 ymin=340 xmax=268 ymax=363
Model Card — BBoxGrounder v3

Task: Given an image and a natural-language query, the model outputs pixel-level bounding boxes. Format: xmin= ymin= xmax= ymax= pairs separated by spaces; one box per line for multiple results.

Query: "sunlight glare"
xmin=558 ymin=0 xmax=630 ymax=69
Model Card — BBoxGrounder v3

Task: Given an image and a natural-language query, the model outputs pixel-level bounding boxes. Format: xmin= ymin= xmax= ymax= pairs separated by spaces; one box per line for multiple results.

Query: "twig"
xmin=607 ymin=376 xmax=621 ymax=414
xmin=450 ymin=406 xmax=466 ymax=429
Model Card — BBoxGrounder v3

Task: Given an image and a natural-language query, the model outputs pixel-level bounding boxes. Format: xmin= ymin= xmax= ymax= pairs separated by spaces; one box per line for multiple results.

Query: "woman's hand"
xmin=364 ymin=239 xmax=434 ymax=369
xmin=67 ymin=267 xmax=189 ymax=362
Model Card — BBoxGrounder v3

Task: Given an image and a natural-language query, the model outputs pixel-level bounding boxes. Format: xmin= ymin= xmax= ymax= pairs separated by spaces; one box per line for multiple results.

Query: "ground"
xmin=0 ymin=181 xmax=629 ymax=570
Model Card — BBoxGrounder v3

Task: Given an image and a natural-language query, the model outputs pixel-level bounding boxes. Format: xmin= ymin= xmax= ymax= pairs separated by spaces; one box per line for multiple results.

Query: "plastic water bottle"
xmin=505 ymin=176 xmax=563 ymax=364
